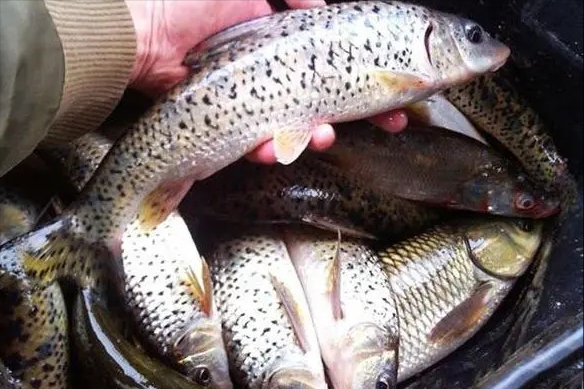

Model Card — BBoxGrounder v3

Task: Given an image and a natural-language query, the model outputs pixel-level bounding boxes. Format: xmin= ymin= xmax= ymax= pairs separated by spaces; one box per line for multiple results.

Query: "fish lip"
xmin=490 ymin=45 xmax=512 ymax=72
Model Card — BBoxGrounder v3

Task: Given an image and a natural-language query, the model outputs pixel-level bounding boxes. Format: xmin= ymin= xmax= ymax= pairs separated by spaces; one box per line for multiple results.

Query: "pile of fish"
xmin=0 ymin=1 xmax=575 ymax=389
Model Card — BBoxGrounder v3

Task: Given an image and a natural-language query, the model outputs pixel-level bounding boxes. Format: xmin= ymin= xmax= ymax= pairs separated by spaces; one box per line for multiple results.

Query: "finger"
xmin=308 ymin=123 xmax=336 ymax=151
xmin=245 ymin=141 xmax=278 ymax=164
xmin=368 ymin=110 xmax=409 ymax=133
xmin=284 ymin=0 xmax=327 ymax=9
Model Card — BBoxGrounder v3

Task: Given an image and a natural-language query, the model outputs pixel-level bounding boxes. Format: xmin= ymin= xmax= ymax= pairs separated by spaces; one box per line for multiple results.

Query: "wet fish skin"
xmin=283 ymin=227 xmax=399 ymax=389
xmin=442 ymin=71 xmax=568 ymax=192
xmin=316 ymin=122 xmax=559 ymax=219
xmin=70 ymin=288 xmax=206 ymax=389
xmin=0 ymin=175 xmax=68 ymax=389
xmin=186 ymin=154 xmax=442 ymax=242
xmin=377 ymin=217 xmax=544 ymax=382
xmin=207 ymin=230 xmax=328 ymax=389
xmin=7 ymin=0 xmax=511 ymax=278
xmin=41 ymin=132 xmax=233 ymax=389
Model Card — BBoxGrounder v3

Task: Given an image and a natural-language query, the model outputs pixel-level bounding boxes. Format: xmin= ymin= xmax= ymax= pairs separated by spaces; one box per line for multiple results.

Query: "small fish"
xmin=207 ymin=229 xmax=328 ymax=389
xmin=442 ymin=71 xmax=568 ymax=192
xmin=41 ymin=132 xmax=233 ymax=388
xmin=283 ymin=227 xmax=399 ymax=389
xmin=404 ymin=93 xmax=488 ymax=144
xmin=316 ymin=122 xmax=559 ymax=218
xmin=2 ymin=1 xmax=511 ymax=302
xmin=70 ymin=288 xmax=206 ymax=389
xmin=0 ymin=165 xmax=68 ymax=389
xmin=377 ymin=216 xmax=544 ymax=382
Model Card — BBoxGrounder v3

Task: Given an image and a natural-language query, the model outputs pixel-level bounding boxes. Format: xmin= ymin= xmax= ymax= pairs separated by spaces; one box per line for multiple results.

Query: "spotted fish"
xmin=283 ymin=227 xmax=400 ymax=389
xmin=40 ymin=131 xmax=233 ymax=388
xmin=377 ymin=217 xmax=544 ymax=382
xmin=207 ymin=229 xmax=328 ymax=389
xmin=1 ymin=2 xmax=510 ymax=341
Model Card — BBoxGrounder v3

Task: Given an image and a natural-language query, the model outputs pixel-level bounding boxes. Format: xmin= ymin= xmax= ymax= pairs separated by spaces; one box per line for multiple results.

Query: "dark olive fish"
xmin=442 ymin=71 xmax=568 ymax=192
xmin=317 ymin=122 xmax=559 ymax=218
xmin=0 ymin=2 xmax=510 ymax=303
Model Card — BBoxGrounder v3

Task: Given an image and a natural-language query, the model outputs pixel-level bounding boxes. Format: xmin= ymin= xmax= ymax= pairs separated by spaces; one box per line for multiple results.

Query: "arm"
xmin=0 ymin=0 xmax=136 ymax=178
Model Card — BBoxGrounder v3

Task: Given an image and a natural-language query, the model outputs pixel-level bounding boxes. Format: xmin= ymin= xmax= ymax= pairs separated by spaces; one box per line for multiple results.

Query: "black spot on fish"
xmin=202 ymin=95 xmax=212 ymax=105
xmin=178 ymin=121 xmax=187 ymax=129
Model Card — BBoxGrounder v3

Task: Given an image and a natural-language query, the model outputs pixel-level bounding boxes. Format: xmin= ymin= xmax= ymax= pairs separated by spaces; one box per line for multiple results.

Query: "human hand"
xmin=125 ymin=0 xmax=408 ymax=164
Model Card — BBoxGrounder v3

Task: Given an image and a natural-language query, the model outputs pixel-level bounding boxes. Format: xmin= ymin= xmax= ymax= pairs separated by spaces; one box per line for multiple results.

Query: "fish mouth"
xmin=489 ymin=44 xmax=511 ymax=72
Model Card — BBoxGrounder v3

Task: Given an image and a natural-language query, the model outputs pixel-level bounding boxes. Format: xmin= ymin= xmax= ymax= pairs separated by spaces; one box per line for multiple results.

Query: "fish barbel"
xmin=206 ymin=229 xmax=328 ymax=389
xmin=283 ymin=227 xmax=400 ymax=389
xmin=377 ymin=216 xmax=544 ymax=382
xmin=0 ymin=1 xmax=510 ymax=292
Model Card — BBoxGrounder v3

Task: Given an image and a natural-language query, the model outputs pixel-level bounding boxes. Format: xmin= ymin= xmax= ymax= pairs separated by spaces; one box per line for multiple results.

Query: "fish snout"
xmin=266 ymin=368 xmax=327 ymax=389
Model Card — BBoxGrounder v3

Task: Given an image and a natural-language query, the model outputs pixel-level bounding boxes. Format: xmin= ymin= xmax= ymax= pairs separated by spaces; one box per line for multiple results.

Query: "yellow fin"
xmin=273 ymin=127 xmax=312 ymax=165
xmin=138 ymin=177 xmax=196 ymax=233
xmin=183 ymin=259 xmax=213 ymax=317
xmin=269 ymin=272 xmax=312 ymax=353
xmin=429 ymin=281 xmax=495 ymax=346
xmin=325 ymin=230 xmax=343 ymax=321
xmin=370 ymin=70 xmax=432 ymax=91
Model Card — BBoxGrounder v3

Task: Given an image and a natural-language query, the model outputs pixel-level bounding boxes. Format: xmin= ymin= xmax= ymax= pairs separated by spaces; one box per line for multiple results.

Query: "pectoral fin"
xmin=269 ymin=272 xmax=313 ymax=353
xmin=273 ymin=127 xmax=313 ymax=165
xmin=300 ymin=215 xmax=378 ymax=240
xmin=429 ymin=281 xmax=495 ymax=346
xmin=325 ymin=230 xmax=343 ymax=321
xmin=183 ymin=259 xmax=214 ymax=317
xmin=370 ymin=70 xmax=432 ymax=92
xmin=138 ymin=177 xmax=196 ymax=233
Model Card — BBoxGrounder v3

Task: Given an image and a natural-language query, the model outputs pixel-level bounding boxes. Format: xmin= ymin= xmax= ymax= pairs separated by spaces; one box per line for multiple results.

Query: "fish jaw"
xmin=172 ymin=317 xmax=233 ymax=389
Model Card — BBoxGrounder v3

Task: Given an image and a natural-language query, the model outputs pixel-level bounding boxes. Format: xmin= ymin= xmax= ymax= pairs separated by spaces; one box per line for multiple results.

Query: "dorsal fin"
xmin=269 ymin=272 xmax=313 ymax=353
xmin=326 ymin=229 xmax=343 ymax=321
xmin=182 ymin=13 xmax=282 ymax=68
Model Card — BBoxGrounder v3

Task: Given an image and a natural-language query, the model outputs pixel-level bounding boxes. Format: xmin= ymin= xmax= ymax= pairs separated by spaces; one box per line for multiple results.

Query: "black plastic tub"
xmin=272 ymin=0 xmax=584 ymax=388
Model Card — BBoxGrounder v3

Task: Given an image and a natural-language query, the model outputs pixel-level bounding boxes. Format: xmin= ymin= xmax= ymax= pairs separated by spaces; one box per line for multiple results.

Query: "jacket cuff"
xmin=42 ymin=0 xmax=136 ymax=147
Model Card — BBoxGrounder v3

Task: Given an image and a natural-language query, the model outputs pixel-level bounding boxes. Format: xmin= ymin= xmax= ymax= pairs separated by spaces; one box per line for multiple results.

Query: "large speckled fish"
xmin=206 ymin=229 xmax=328 ymax=389
xmin=0 ymin=168 xmax=68 ymax=389
xmin=40 ymin=131 xmax=233 ymax=388
xmin=283 ymin=227 xmax=400 ymax=389
xmin=377 ymin=217 xmax=544 ymax=382
xmin=1 ymin=1 xmax=511 ymax=300
xmin=442 ymin=71 xmax=568 ymax=192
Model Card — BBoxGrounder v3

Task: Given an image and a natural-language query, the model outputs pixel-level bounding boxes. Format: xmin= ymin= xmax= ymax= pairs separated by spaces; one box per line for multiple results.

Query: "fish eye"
xmin=515 ymin=193 xmax=535 ymax=210
xmin=465 ymin=24 xmax=484 ymax=44
xmin=376 ymin=374 xmax=392 ymax=389
xmin=193 ymin=366 xmax=212 ymax=386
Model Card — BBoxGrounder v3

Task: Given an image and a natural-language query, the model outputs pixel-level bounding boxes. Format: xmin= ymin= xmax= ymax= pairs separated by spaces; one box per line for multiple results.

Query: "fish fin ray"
xmin=326 ymin=229 xmax=343 ymax=321
xmin=300 ymin=215 xmax=378 ymax=240
xmin=370 ymin=70 xmax=432 ymax=92
xmin=138 ymin=177 xmax=196 ymax=233
xmin=273 ymin=127 xmax=313 ymax=165
xmin=183 ymin=259 xmax=213 ymax=317
xmin=183 ymin=13 xmax=277 ymax=68
xmin=269 ymin=272 xmax=313 ymax=353
xmin=428 ymin=281 xmax=495 ymax=346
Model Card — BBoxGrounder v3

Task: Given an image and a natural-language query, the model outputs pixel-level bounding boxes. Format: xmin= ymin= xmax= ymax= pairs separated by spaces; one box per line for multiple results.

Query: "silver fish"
xmin=207 ymin=229 xmax=328 ymax=389
xmin=283 ymin=227 xmax=399 ymax=389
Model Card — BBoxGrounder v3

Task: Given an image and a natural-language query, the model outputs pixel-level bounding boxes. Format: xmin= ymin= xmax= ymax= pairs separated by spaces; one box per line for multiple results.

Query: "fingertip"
xmin=309 ymin=123 xmax=336 ymax=151
xmin=369 ymin=110 xmax=409 ymax=133
xmin=284 ymin=0 xmax=327 ymax=9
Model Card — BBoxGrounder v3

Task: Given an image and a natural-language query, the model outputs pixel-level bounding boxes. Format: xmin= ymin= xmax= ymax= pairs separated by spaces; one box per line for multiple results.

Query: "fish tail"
xmin=0 ymin=282 xmax=69 ymax=389
xmin=0 ymin=215 xmax=111 ymax=292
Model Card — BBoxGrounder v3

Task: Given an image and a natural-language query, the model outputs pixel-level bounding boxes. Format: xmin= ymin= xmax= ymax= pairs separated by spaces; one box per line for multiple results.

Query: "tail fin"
xmin=0 ymin=215 xmax=112 ymax=292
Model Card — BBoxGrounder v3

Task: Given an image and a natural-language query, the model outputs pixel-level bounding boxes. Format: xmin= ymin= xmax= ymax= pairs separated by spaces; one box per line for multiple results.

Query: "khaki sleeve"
xmin=0 ymin=0 xmax=136 ymax=178
xmin=41 ymin=0 xmax=136 ymax=147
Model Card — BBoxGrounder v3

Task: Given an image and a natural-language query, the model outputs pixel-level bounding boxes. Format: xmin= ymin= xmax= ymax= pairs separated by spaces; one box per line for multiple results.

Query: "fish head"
xmin=454 ymin=164 xmax=560 ymax=218
xmin=330 ymin=323 xmax=398 ymax=389
xmin=464 ymin=217 xmax=545 ymax=279
xmin=426 ymin=12 xmax=510 ymax=84
xmin=173 ymin=317 xmax=233 ymax=389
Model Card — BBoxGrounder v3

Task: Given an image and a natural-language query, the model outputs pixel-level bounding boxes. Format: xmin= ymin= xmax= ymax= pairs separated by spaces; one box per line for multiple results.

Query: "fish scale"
xmin=207 ymin=231 xmax=327 ymax=389
xmin=377 ymin=219 xmax=544 ymax=382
